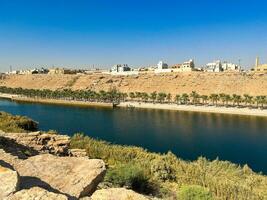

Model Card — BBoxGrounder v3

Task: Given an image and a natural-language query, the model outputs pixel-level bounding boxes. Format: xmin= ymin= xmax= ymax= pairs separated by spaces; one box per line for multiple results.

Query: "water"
xmin=0 ymin=98 xmax=267 ymax=173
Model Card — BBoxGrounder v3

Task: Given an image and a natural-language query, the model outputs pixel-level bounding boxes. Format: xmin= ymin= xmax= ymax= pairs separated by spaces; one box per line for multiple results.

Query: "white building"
xmin=173 ymin=59 xmax=195 ymax=72
xmin=111 ymin=64 xmax=131 ymax=73
xmin=205 ymin=60 xmax=223 ymax=72
xmin=222 ymin=62 xmax=241 ymax=72
xmin=157 ymin=61 xmax=168 ymax=70
xmin=108 ymin=64 xmax=138 ymax=76
xmin=155 ymin=61 xmax=172 ymax=73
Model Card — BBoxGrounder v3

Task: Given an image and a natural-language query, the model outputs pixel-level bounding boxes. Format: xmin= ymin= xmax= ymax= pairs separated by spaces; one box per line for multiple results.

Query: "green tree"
xmin=157 ymin=92 xmax=167 ymax=103
xmin=190 ymin=91 xmax=199 ymax=105
xmin=150 ymin=91 xmax=157 ymax=103
xmin=209 ymin=94 xmax=219 ymax=106
xmin=175 ymin=94 xmax=181 ymax=105
xmin=129 ymin=92 xmax=136 ymax=101
xmin=200 ymin=95 xmax=208 ymax=105
xmin=166 ymin=93 xmax=172 ymax=104
xmin=181 ymin=93 xmax=189 ymax=105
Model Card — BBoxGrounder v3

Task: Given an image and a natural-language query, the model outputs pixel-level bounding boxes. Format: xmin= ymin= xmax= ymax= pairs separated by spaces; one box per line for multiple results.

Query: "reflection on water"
xmin=0 ymin=99 xmax=267 ymax=173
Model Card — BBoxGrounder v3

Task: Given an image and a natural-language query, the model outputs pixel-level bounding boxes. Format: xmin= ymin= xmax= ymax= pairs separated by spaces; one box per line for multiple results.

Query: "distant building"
xmin=108 ymin=64 xmax=138 ymax=75
xmin=155 ymin=61 xmax=172 ymax=73
xmin=205 ymin=60 xmax=223 ymax=72
xmin=222 ymin=62 xmax=241 ymax=72
xmin=157 ymin=61 xmax=168 ymax=70
xmin=254 ymin=57 xmax=267 ymax=72
xmin=172 ymin=59 xmax=195 ymax=72
xmin=48 ymin=68 xmax=76 ymax=75
xmin=111 ymin=64 xmax=131 ymax=73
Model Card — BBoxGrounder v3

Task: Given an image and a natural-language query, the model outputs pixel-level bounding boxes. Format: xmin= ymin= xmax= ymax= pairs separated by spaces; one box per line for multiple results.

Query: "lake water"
xmin=0 ymin=98 xmax=267 ymax=173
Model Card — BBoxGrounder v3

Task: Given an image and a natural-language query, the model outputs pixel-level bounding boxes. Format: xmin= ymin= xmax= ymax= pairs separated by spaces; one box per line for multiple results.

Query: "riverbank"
xmin=0 ymin=93 xmax=113 ymax=108
xmin=118 ymin=102 xmax=267 ymax=117
xmin=1 ymin=93 xmax=267 ymax=117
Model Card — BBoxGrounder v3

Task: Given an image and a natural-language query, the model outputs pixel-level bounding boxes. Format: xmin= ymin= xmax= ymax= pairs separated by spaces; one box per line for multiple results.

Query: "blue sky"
xmin=0 ymin=0 xmax=267 ymax=71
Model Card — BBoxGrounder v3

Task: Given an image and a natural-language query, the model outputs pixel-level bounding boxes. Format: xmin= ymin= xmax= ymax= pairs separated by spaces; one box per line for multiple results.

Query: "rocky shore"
xmin=0 ymin=131 xmax=152 ymax=200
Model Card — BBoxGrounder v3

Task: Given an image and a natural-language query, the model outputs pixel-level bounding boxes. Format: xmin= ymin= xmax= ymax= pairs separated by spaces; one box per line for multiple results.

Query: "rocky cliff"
xmin=0 ymin=131 xmax=151 ymax=200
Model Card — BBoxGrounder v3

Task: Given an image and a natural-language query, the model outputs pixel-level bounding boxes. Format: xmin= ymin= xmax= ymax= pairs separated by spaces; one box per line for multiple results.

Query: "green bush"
xmin=105 ymin=163 xmax=151 ymax=194
xmin=0 ymin=111 xmax=38 ymax=132
xmin=178 ymin=185 xmax=213 ymax=200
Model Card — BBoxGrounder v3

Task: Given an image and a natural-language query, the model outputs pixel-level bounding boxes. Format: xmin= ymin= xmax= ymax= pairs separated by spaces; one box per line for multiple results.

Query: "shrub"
xmin=178 ymin=185 xmax=213 ymax=200
xmin=105 ymin=163 xmax=151 ymax=194
xmin=0 ymin=111 xmax=38 ymax=132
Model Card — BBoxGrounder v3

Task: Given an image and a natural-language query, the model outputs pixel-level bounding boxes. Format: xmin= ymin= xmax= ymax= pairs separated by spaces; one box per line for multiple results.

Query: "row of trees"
xmin=129 ymin=91 xmax=266 ymax=108
xmin=0 ymin=86 xmax=266 ymax=109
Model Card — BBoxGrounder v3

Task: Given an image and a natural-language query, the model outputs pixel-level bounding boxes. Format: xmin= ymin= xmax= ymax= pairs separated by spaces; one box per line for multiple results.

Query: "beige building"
xmin=254 ymin=57 xmax=267 ymax=72
xmin=172 ymin=59 xmax=195 ymax=72
xmin=48 ymin=68 xmax=76 ymax=75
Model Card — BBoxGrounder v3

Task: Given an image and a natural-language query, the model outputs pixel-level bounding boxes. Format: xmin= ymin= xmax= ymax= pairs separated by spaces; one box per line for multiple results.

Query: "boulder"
xmin=0 ymin=132 xmax=70 ymax=156
xmin=16 ymin=154 xmax=106 ymax=198
xmin=0 ymin=166 xmax=20 ymax=199
xmin=0 ymin=149 xmax=22 ymax=168
xmin=6 ymin=187 xmax=68 ymax=200
xmin=90 ymin=188 xmax=151 ymax=200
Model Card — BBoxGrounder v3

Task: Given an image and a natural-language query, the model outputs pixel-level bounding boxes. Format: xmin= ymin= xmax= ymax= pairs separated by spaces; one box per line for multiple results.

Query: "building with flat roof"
xmin=48 ymin=68 xmax=77 ymax=75
xmin=222 ymin=62 xmax=241 ymax=72
xmin=254 ymin=57 xmax=267 ymax=72
xmin=205 ymin=60 xmax=223 ymax=72
xmin=172 ymin=59 xmax=195 ymax=72
xmin=111 ymin=64 xmax=131 ymax=73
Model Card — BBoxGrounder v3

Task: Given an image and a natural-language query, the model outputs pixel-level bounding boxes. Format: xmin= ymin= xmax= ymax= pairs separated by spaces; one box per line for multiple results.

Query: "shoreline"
xmin=119 ymin=102 xmax=267 ymax=117
xmin=0 ymin=93 xmax=113 ymax=108
xmin=0 ymin=93 xmax=267 ymax=117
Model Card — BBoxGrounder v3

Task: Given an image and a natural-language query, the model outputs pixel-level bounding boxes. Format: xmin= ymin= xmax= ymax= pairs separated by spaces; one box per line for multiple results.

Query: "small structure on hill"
xmin=48 ymin=68 xmax=76 ymax=75
xmin=155 ymin=61 xmax=172 ymax=73
xmin=254 ymin=57 xmax=267 ymax=72
xmin=205 ymin=60 xmax=223 ymax=72
xmin=172 ymin=59 xmax=195 ymax=72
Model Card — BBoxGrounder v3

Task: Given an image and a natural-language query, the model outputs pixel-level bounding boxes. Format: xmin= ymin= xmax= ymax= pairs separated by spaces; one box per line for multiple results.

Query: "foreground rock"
xmin=0 ymin=166 xmax=20 ymax=199
xmin=0 ymin=132 xmax=70 ymax=156
xmin=16 ymin=154 xmax=106 ymax=198
xmin=7 ymin=187 xmax=68 ymax=200
xmin=91 ymin=188 xmax=150 ymax=200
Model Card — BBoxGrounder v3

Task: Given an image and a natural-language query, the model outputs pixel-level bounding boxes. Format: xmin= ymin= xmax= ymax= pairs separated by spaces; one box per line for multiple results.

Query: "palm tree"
xmin=200 ymin=95 xmax=208 ymax=105
xmin=232 ymin=94 xmax=242 ymax=107
xmin=150 ymin=91 xmax=157 ymax=103
xmin=135 ymin=92 xmax=142 ymax=102
xmin=243 ymin=94 xmax=253 ymax=107
xmin=209 ymin=94 xmax=219 ymax=106
xmin=157 ymin=92 xmax=167 ymax=103
xmin=219 ymin=93 xmax=226 ymax=106
xmin=166 ymin=93 xmax=172 ymax=104
xmin=181 ymin=93 xmax=189 ymax=105
xmin=224 ymin=95 xmax=232 ymax=107
xmin=190 ymin=91 xmax=199 ymax=105
xmin=141 ymin=92 xmax=149 ymax=102
xmin=175 ymin=94 xmax=181 ymax=105
xmin=129 ymin=92 xmax=135 ymax=101
xmin=254 ymin=96 xmax=260 ymax=108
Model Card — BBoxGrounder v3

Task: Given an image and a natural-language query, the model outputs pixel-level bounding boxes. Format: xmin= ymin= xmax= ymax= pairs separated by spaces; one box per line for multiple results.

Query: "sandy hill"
xmin=0 ymin=72 xmax=266 ymax=96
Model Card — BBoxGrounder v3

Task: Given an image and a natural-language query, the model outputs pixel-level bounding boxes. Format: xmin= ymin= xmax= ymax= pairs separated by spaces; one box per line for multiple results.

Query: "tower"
xmin=255 ymin=56 xmax=259 ymax=67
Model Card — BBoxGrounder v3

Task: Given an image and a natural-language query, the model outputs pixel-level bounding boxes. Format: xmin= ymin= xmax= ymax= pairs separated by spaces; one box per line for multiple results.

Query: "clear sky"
xmin=0 ymin=0 xmax=267 ymax=72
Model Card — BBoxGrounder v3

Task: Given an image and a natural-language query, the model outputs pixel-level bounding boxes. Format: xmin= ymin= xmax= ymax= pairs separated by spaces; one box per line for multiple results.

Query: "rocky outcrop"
xmin=0 ymin=132 xmax=70 ymax=156
xmin=7 ymin=187 xmax=68 ymax=200
xmin=16 ymin=154 xmax=106 ymax=198
xmin=90 ymin=188 xmax=151 ymax=200
xmin=0 ymin=131 xmax=153 ymax=200
xmin=0 ymin=149 xmax=22 ymax=168
xmin=0 ymin=166 xmax=20 ymax=199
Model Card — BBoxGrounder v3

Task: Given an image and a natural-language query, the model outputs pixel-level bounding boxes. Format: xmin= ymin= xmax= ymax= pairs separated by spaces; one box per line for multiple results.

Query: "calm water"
xmin=0 ymin=99 xmax=267 ymax=173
